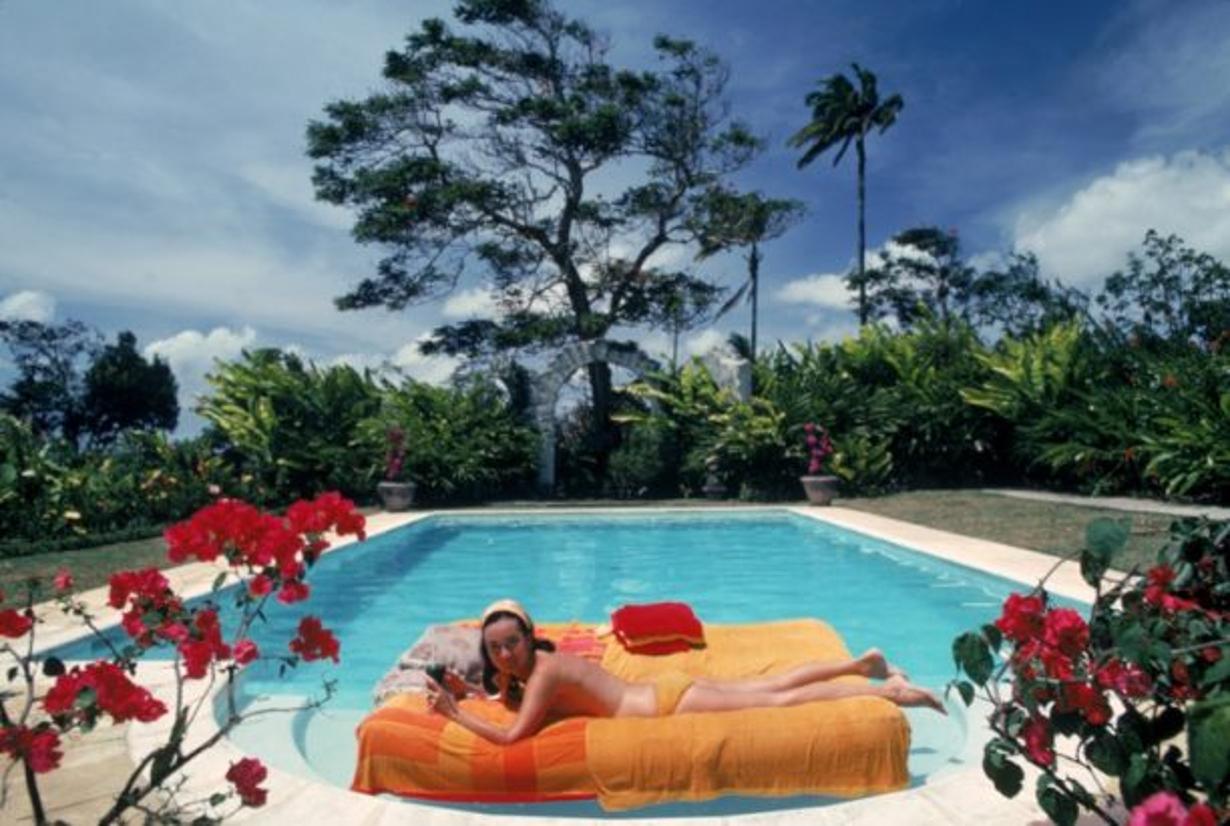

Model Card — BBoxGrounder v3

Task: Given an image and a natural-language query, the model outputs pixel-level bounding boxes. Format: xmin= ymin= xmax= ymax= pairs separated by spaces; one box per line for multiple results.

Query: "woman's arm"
xmin=427 ymin=664 xmax=556 ymax=745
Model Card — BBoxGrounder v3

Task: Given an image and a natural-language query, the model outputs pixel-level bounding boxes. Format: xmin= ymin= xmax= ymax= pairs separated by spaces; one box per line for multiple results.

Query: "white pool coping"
xmin=35 ymin=504 xmax=1109 ymax=824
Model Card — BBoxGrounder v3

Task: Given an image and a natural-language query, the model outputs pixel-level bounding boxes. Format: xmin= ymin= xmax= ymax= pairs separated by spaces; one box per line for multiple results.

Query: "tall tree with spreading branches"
xmin=789 ymin=63 xmax=903 ymax=326
xmin=306 ymin=0 xmax=760 ymax=467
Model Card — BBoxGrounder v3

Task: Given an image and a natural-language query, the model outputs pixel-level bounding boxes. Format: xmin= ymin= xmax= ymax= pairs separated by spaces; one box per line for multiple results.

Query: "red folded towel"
xmin=611 ymin=602 xmax=705 ymax=655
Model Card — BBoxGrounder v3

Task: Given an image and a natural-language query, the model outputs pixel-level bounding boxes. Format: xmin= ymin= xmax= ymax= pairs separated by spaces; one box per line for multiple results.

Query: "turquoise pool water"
xmin=52 ymin=510 xmax=1049 ymax=817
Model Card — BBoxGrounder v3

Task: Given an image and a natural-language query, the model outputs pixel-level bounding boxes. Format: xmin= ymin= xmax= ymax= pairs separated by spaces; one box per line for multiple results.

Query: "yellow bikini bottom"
xmin=652 ymin=671 xmax=695 ymax=715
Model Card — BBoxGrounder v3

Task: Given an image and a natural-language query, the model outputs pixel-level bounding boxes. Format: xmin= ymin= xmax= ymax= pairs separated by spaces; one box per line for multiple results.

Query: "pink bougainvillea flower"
xmin=1128 ymin=791 xmax=1190 ymax=826
xmin=53 ymin=568 xmax=73 ymax=591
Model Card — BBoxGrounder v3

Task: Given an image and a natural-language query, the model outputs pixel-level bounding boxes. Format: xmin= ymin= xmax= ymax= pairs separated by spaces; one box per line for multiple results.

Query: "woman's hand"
xmin=442 ymin=670 xmax=469 ymax=699
xmin=425 ymin=674 xmax=460 ymax=719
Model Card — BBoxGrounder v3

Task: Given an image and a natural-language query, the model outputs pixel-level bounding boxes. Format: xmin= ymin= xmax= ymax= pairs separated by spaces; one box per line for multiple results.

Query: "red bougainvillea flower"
xmin=1096 ymin=658 xmax=1152 ymax=698
xmin=995 ymin=593 xmax=1045 ymax=643
xmin=1060 ymin=681 xmax=1112 ymax=726
xmin=225 ymin=756 xmax=269 ymax=807
xmin=43 ymin=662 xmax=167 ymax=723
xmin=1042 ymin=608 xmax=1089 ymax=658
xmin=234 ymin=639 xmax=259 ymax=666
xmin=1143 ymin=565 xmax=1201 ymax=613
xmin=177 ymin=608 xmax=232 ymax=680
xmin=289 ymin=491 xmax=367 ymax=542
xmin=276 ymin=579 xmax=310 ymax=605
xmin=289 ymin=616 xmax=340 ymax=663
xmin=53 ymin=568 xmax=73 ymax=591
xmin=1021 ymin=716 xmax=1054 ymax=767
xmin=248 ymin=573 xmax=273 ymax=597
xmin=1184 ymin=804 xmax=1219 ymax=826
xmin=0 ymin=726 xmax=62 ymax=774
xmin=0 ymin=608 xmax=32 ymax=639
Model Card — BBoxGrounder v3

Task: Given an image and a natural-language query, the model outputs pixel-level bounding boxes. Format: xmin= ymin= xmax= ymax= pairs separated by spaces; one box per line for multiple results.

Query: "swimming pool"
xmin=53 ymin=509 xmax=1050 ymax=817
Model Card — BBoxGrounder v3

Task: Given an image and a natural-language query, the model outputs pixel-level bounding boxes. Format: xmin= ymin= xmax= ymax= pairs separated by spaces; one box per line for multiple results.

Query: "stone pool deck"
xmin=12 ymin=505 xmax=1116 ymax=825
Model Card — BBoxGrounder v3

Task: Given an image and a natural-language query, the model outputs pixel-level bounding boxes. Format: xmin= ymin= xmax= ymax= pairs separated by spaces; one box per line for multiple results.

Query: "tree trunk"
xmin=749 ymin=242 xmax=760 ymax=363
xmin=857 ymin=134 xmax=868 ymax=326
xmin=586 ymin=359 xmax=615 ymax=484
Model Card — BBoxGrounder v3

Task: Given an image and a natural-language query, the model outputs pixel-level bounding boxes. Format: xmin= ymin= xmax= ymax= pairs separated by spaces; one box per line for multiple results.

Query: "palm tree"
xmin=789 ymin=64 xmax=903 ymax=326
xmin=695 ymin=189 xmax=805 ymax=363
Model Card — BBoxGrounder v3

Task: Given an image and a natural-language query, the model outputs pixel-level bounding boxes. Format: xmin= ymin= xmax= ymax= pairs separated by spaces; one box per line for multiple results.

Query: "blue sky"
xmin=1 ymin=0 xmax=1228 ymax=434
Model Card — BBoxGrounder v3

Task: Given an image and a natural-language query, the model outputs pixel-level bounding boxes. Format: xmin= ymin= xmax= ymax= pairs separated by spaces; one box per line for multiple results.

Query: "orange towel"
xmin=351 ymin=618 xmax=910 ymax=810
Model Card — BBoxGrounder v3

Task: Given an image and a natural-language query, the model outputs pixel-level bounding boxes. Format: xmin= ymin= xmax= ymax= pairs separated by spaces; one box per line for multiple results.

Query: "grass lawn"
xmin=0 ymin=492 xmax=1187 ymax=598
xmin=839 ymin=489 xmax=1177 ymax=572
xmin=0 ymin=534 xmax=173 ymax=600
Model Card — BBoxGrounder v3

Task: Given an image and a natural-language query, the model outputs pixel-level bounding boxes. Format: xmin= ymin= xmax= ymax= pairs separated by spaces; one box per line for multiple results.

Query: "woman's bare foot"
xmin=859 ymin=649 xmax=909 ymax=681
xmin=884 ymin=680 xmax=947 ymax=715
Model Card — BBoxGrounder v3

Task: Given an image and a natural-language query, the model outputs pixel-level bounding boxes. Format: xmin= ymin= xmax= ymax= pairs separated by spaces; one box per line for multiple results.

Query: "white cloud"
xmin=0 ymin=290 xmax=56 ymax=322
xmin=441 ymin=287 xmax=500 ymax=319
xmin=775 ymin=273 xmax=851 ymax=309
xmin=144 ymin=326 xmax=258 ymax=432
xmin=803 ymin=314 xmax=861 ymax=344
xmin=389 ymin=339 xmax=460 ymax=386
xmin=1012 ymin=149 xmax=1230 ymax=287
xmin=684 ymin=328 xmax=728 ymax=357
xmin=236 ymin=161 xmax=353 ymax=232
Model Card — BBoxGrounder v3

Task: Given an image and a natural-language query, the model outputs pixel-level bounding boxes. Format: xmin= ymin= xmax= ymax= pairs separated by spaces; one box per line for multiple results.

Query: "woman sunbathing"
xmin=425 ymin=599 xmax=945 ymax=745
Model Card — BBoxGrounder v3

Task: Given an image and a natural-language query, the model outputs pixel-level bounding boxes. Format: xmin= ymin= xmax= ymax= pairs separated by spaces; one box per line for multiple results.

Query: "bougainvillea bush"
xmin=951 ymin=517 xmax=1230 ymax=825
xmin=0 ymin=492 xmax=364 ymax=825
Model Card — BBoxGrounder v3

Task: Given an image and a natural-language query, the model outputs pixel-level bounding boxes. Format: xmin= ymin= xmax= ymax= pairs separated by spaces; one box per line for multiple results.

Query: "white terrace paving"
xmin=14 ymin=505 xmax=1114 ymax=825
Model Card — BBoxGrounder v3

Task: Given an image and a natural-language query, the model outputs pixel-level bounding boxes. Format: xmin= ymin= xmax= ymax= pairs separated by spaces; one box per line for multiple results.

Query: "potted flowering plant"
xmin=799 ymin=422 xmax=838 ymax=505
xmin=376 ymin=425 xmax=416 ymax=511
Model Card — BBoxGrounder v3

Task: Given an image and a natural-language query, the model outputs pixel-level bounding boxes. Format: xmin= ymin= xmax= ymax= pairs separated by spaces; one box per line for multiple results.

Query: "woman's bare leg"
xmin=675 ymin=675 xmax=946 ymax=715
xmin=693 ymin=649 xmax=906 ymax=694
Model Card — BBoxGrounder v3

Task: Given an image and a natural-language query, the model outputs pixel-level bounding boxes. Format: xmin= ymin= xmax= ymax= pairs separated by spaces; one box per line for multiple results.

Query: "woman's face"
xmin=484 ymin=616 xmax=532 ymax=678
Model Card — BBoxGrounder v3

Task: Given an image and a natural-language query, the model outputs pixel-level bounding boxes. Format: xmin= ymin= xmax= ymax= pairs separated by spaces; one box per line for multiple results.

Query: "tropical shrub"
xmin=355 ymin=375 xmax=537 ymax=503
xmin=198 ymin=349 xmax=383 ymax=502
xmin=0 ymin=492 xmax=363 ymax=824
xmin=950 ymin=518 xmax=1230 ymax=825
xmin=620 ymin=361 xmax=797 ymax=498
xmin=0 ymin=415 xmax=253 ymax=549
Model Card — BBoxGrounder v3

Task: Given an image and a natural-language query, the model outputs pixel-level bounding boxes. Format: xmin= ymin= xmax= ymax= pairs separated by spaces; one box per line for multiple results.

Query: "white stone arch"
xmin=530 ymin=340 xmax=659 ymax=493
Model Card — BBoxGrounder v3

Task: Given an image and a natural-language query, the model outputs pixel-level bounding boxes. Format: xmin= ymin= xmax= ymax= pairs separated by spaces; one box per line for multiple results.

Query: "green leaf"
xmin=1086 ymin=516 xmax=1129 ymax=556
xmin=212 ymin=571 xmax=228 ymax=593
xmin=1080 ymin=517 xmax=1127 ymax=587
xmin=1037 ymin=777 xmax=1078 ymax=826
xmin=1151 ymin=706 xmax=1185 ymax=744
xmin=982 ymin=623 xmax=1003 ymax=652
xmin=41 ymin=656 xmax=65 ymax=678
xmin=1085 ymin=732 xmax=1128 ymax=776
xmin=983 ymin=742 xmax=1024 ymax=798
xmin=1188 ymin=695 xmax=1230 ymax=791
xmin=1051 ymin=710 xmax=1083 ymax=737
xmin=1121 ymin=753 xmax=1152 ymax=807
xmin=1116 ymin=623 xmax=1148 ymax=664
xmin=953 ymin=632 xmax=994 ymax=685
xmin=1201 ymin=651 xmax=1230 ymax=687
xmin=956 ymin=680 xmax=975 ymax=707
xmin=74 ymin=686 xmax=97 ymax=711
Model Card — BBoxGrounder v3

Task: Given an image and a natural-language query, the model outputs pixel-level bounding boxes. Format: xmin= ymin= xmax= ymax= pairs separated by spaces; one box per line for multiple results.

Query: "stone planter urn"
xmin=799 ymin=475 xmax=839 ymax=506
xmin=377 ymin=481 xmax=417 ymax=512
